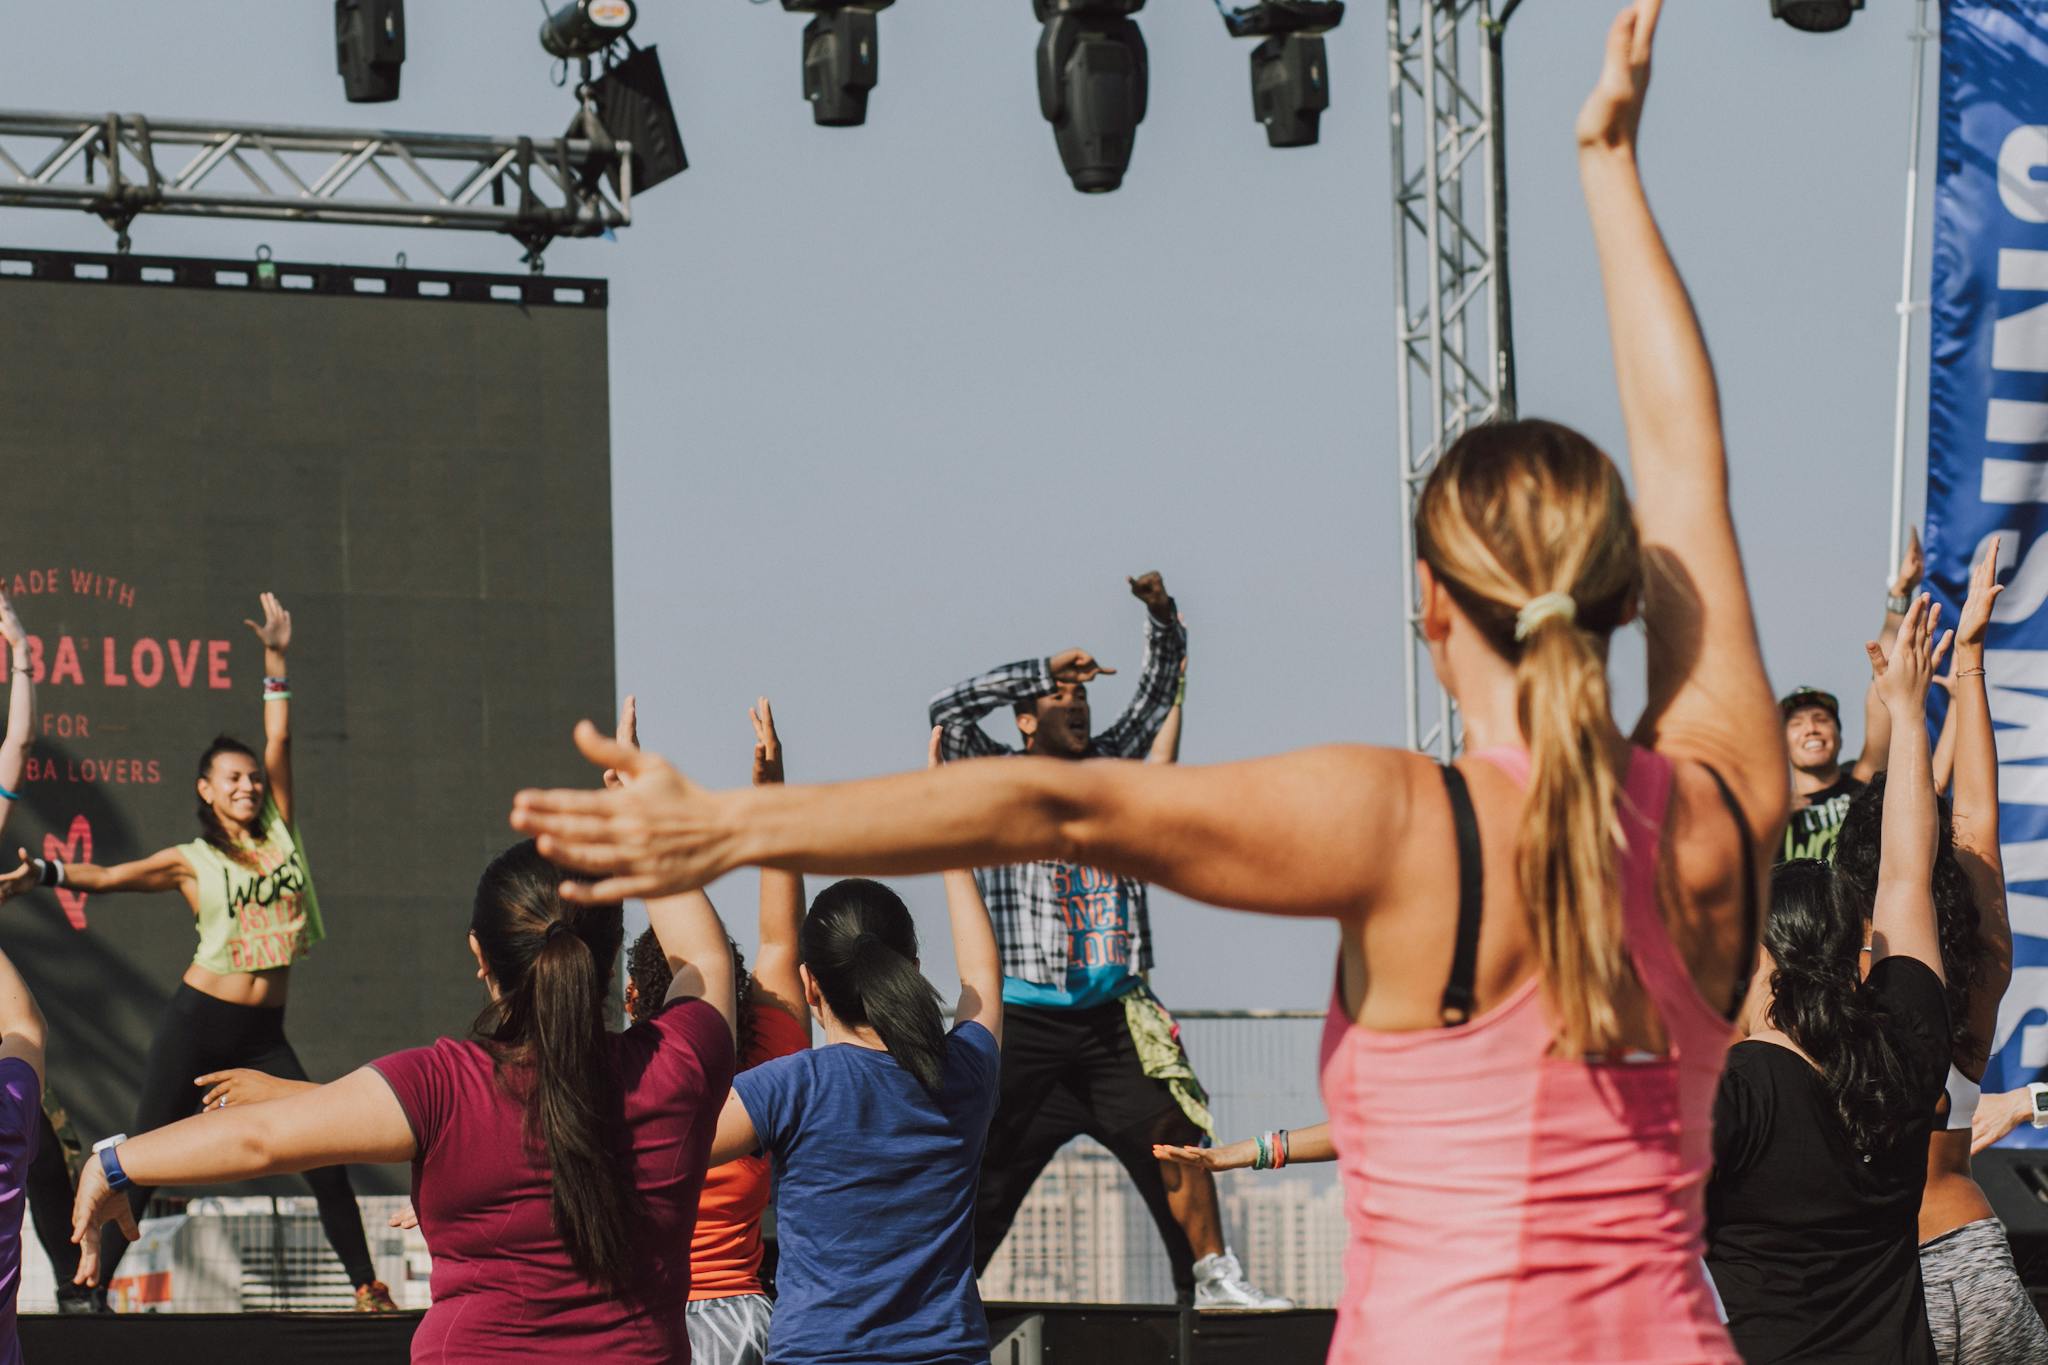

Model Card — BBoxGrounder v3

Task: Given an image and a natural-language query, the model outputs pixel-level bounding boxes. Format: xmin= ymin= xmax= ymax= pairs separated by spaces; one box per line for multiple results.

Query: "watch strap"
xmin=92 ymin=1134 xmax=132 ymax=1191
xmin=2028 ymin=1082 xmax=2048 ymax=1130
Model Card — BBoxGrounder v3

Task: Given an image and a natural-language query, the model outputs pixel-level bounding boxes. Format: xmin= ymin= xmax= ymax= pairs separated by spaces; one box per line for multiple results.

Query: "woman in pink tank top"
xmin=507 ymin=4 xmax=1786 ymax=1360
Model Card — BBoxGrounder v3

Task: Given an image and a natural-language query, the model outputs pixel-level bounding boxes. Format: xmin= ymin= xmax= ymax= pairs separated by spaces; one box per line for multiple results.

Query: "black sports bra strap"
xmin=1439 ymin=764 xmax=1485 ymax=1027
xmin=1701 ymin=765 xmax=1759 ymax=1021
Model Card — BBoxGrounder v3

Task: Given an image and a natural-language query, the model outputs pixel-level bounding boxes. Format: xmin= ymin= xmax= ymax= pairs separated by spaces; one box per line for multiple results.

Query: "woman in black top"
xmin=1705 ymin=596 xmax=1953 ymax=1364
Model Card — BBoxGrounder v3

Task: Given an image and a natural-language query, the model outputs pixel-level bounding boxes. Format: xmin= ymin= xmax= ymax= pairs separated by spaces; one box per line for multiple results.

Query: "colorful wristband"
xmin=93 ymin=1136 xmax=132 ymax=1192
xmin=261 ymin=689 xmax=292 ymax=702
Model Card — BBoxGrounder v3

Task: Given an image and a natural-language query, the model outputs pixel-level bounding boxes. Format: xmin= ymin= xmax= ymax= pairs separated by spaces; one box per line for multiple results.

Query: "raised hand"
xmin=1575 ymin=0 xmax=1662 ymax=154
xmin=750 ymin=697 xmax=783 ymax=786
xmin=0 ymin=591 xmax=24 ymax=653
xmin=928 ymin=725 xmax=944 ymax=770
xmin=602 ymin=695 xmax=639 ymax=791
xmin=1867 ymin=595 xmax=1952 ymax=717
xmin=1128 ymin=571 xmax=1173 ymax=616
xmin=0 ymin=851 xmax=34 ymax=906
xmin=195 ymin=1068 xmax=312 ymax=1110
xmin=1049 ymin=649 xmax=1116 ymax=685
xmin=1955 ymin=536 xmax=2003 ymax=653
xmin=1891 ymin=526 xmax=1926 ymax=601
xmin=513 ymin=721 xmax=716 ymax=902
xmin=242 ymin=592 xmax=292 ymax=654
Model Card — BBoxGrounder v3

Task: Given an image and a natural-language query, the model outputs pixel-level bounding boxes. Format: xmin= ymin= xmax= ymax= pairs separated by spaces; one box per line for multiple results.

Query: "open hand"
xmin=195 ymin=1068 xmax=313 ymax=1109
xmin=0 ymin=590 xmax=24 ymax=653
xmin=389 ymin=1205 xmax=420 ymax=1231
xmin=602 ymin=695 xmax=640 ymax=791
xmin=750 ymin=697 xmax=783 ymax=786
xmin=1972 ymin=1087 xmax=2034 ymax=1155
xmin=512 ymin=722 xmax=720 ymax=903
xmin=1891 ymin=526 xmax=1925 ymax=601
xmin=1153 ymin=1141 xmax=1251 ymax=1173
xmin=1575 ymin=0 xmax=1662 ymax=153
xmin=242 ymin=592 xmax=292 ymax=653
xmin=1049 ymin=649 xmax=1115 ymax=685
xmin=1867 ymin=594 xmax=1952 ymax=717
xmin=1955 ymin=536 xmax=2003 ymax=653
xmin=0 ymin=851 xmax=36 ymax=907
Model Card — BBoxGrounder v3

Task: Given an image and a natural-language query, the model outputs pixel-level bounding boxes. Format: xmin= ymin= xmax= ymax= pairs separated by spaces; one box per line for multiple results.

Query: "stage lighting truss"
xmin=0 ymin=111 xmax=631 ymax=267
xmin=1388 ymin=0 xmax=1519 ymax=758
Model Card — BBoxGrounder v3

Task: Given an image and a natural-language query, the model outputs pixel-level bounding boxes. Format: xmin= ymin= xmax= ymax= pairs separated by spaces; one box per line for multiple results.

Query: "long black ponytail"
xmin=800 ymin=879 xmax=946 ymax=1094
xmin=471 ymin=840 xmax=639 ymax=1292
xmin=1764 ymin=859 xmax=1925 ymax=1155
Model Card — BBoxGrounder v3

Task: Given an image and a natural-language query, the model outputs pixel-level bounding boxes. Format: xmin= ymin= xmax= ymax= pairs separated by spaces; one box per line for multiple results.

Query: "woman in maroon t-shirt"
xmin=70 ymin=800 xmax=738 ymax=1363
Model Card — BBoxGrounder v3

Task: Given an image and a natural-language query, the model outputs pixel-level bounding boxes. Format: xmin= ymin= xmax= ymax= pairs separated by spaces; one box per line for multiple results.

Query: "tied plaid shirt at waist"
xmin=927 ymin=612 xmax=1186 ymax=990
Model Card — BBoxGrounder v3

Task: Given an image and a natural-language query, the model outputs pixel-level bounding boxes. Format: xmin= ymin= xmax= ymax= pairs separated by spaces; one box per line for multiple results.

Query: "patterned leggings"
xmin=1920 ymin=1218 xmax=2048 ymax=1365
xmin=685 ymin=1293 xmax=773 ymax=1365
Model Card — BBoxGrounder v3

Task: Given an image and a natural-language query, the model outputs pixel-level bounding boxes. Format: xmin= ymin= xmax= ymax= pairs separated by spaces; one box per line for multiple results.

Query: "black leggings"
xmin=96 ymin=984 xmax=376 ymax=1289
xmin=25 ymin=1102 xmax=83 ymax=1295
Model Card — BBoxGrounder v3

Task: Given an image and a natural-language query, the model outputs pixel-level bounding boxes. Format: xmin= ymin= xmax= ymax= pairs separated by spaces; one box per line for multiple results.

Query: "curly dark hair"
xmin=1833 ymin=772 xmax=1982 ymax=1058
xmin=626 ymin=928 xmax=758 ymax=1063
xmin=1764 ymin=860 xmax=1929 ymax=1155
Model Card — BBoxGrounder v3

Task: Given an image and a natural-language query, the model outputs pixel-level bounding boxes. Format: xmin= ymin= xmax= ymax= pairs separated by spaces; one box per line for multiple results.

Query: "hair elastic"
xmin=1514 ymin=592 xmax=1578 ymax=641
xmin=543 ymin=920 xmax=570 ymax=942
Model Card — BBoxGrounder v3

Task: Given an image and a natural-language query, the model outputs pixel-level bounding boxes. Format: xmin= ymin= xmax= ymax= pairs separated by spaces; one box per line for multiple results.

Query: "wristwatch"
xmin=92 ymin=1134 xmax=132 ymax=1191
xmin=1887 ymin=591 xmax=1913 ymax=615
xmin=2028 ymin=1083 xmax=2048 ymax=1130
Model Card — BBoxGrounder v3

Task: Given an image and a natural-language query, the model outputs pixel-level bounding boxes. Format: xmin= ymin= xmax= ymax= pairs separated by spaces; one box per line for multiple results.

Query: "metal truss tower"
xmin=0 ymin=111 xmax=631 ymax=266
xmin=1388 ymin=0 xmax=1519 ymax=757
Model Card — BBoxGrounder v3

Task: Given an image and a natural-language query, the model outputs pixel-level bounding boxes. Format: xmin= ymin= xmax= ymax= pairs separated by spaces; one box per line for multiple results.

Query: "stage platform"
xmin=18 ymin=1303 xmax=1336 ymax=1364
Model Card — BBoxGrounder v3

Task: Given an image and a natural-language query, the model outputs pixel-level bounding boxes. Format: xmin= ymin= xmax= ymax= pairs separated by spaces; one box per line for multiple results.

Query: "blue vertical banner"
xmin=1925 ymin=0 xmax=2048 ymax=1143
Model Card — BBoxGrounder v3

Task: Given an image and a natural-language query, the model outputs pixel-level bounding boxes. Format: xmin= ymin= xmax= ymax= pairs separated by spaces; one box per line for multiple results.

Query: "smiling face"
xmin=1784 ymin=703 xmax=1843 ymax=777
xmin=1017 ymin=682 xmax=1092 ymax=759
xmin=197 ymin=749 xmax=266 ymax=833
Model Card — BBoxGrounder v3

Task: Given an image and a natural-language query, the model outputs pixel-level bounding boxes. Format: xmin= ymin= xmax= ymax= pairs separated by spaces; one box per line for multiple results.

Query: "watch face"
xmin=2035 ymin=1092 xmax=2048 ymax=1118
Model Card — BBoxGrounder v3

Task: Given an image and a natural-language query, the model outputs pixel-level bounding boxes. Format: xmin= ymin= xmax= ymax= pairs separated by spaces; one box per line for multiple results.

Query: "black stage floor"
xmin=18 ymin=1303 xmax=1336 ymax=1364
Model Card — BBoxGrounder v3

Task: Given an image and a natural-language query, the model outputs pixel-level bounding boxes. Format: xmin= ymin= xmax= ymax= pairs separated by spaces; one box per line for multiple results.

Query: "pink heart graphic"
xmin=43 ymin=816 xmax=91 ymax=930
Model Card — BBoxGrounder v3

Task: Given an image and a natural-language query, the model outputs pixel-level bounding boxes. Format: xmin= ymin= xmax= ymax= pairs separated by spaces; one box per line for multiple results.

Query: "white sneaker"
xmin=1192 ymin=1248 xmax=1294 ymax=1311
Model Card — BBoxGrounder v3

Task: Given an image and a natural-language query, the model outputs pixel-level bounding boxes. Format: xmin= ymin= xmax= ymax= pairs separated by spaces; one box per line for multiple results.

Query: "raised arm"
xmin=1866 ymin=596 xmax=1950 ymax=978
xmin=0 ymin=945 xmax=47 ymax=1087
xmin=1946 ymin=540 xmax=2012 ymax=1061
xmin=749 ymin=698 xmax=806 ymax=1030
xmin=1853 ymin=531 xmax=1924 ymax=781
xmin=0 ymin=592 xmax=31 ymax=814
xmin=0 ymin=846 xmax=193 ymax=905
xmin=242 ymin=593 xmax=294 ymax=825
xmin=1147 ymin=660 xmax=1186 ymax=764
xmin=930 ymin=728 xmax=1002 ymax=1043
xmin=71 ymin=1067 xmax=413 ymax=1285
xmin=1094 ymin=574 xmax=1187 ymax=758
xmin=1580 ymin=1 xmax=1782 ymax=837
xmin=929 ymin=658 xmax=1054 ymax=762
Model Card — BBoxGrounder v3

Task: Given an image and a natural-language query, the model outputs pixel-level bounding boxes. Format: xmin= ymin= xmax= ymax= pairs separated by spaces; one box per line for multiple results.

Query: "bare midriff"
xmin=1918 ymin=1131 xmax=1993 ymax=1245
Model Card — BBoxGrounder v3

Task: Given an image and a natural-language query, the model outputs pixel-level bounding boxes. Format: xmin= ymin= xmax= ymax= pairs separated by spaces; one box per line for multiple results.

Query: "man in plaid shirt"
xmin=930 ymin=572 xmax=1288 ymax=1311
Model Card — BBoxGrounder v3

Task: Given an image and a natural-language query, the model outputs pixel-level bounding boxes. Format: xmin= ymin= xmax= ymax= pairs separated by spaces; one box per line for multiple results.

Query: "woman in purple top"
xmin=70 ymin=726 xmax=737 ymax=1362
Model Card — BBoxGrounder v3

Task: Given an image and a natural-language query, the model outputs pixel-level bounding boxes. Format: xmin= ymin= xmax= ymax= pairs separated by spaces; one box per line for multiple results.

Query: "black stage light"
xmin=783 ymin=2 xmax=895 ymax=128
xmin=1770 ymin=0 xmax=1863 ymax=32
xmin=1035 ymin=0 xmax=1148 ymax=194
xmin=335 ymin=0 xmax=405 ymax=103
xmin=1218 ymin=0 xmax=1344 ymax=148
xmin=543 ymin=0 xmax=639 ymax=60
xmin=579 ymin=43 xmax=688 ymax=193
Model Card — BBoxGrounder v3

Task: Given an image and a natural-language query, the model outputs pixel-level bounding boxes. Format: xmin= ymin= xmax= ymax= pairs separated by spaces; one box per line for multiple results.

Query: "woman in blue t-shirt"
xmin=707 ymin=731 xmax=1002 ymax=1365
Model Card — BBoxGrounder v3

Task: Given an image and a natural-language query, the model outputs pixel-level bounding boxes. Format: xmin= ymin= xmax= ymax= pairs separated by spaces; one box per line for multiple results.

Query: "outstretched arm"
xmin=929 ymin=660 xmax=1055 ymax=763
xmin=1155 ymin=1121 xmax=1333 ymax=1172
xmin=72 ymin=1067 xmax=413 ymax=1284
xmin=1946 ymin=540 xmax=2012 ymax=1066
xmin=1853 ymin=531 xmax=1923 ymax=782
xmin=0 ymin=593 xmax=31 ymax=814
xmin=1580 ymin=1 xmax=1783 ymax=841
xmin=1094 ymin=575 xmax=1186 ymax=758
xmin=243 ymin=594 xmax=294 ymax=825
xmin=1147 ymin=661 xmax=1187 ymax=765
xmin=1865 ymin=596 xmax=1950 ymax=979
xmin=0 ymin=846 xmax=193 ymax=905
xmin=749 ymin=698 xmax=807 ymax=1032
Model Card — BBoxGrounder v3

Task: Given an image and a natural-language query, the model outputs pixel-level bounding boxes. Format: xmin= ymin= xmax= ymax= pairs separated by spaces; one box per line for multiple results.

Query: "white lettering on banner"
xmin=1991 ymin=684 xmax=2048 ymax=761
xmin=1995 ymin=251 xmax=2048 ymax=372
xmin=1984 ymin=458 xmax=2048 ymax=502
xmin=1990 ymin=542 xmax=2048 ymax=620
xmin=2003 ymin=125 xmax=2048 ymax=222
xmin=2011 ymin=893 xmax=2048 ymax=941
xmin=2005 ymin=838 xmax=2048 ymax=884
xmin=1992 ymin=967 xmax=2048 ymax=1061
xmin=1990 ymin=398 xmax=2048 ymax=444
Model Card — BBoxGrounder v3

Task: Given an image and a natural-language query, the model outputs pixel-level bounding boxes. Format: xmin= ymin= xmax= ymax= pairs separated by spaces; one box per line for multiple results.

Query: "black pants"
xmin=974 ymin=999 xmax=1203 ymax=1298
xmin=96 ymin=984 xmax=376 ymax=1289
xmin=24 ymin=1102 xmax=82 ymax=1294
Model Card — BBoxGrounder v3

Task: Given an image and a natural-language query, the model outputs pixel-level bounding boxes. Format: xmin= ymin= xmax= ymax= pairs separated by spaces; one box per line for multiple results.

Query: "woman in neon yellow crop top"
xmin=0 ymin=594 xmax=394 ymax=1311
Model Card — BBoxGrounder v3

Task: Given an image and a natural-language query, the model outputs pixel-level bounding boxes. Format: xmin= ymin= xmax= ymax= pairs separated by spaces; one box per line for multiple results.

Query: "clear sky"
xmin=2 ymin=2 xmax=1931 ymax=1007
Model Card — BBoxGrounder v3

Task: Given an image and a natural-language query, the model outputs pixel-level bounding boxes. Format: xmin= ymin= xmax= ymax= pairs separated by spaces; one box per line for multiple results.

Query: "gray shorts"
xmin=685 ymin=1292 xmax=773 ymax=1365
xmin=1920 ymin=1217 xmax=2048 ymax=1365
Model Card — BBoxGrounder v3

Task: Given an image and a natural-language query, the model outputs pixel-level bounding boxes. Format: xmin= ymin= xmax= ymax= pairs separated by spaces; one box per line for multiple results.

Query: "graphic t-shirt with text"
xmin=1779 ymin=773 xmax=1864 ymax=865
xmin=1001 ymin=863 xmax=1143 ymax=1010
xmin=178 ymin=794 xmax=326 ymax=974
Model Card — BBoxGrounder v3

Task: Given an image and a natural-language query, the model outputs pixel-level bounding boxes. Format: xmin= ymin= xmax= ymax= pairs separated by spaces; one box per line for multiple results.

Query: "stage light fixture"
xmin=1035 ymin=0 xmax=1149 ymax=194
xmin=543 ymin=0 xmax=638 ymax=60
xmin=783 ymin=2 xmax=895 ymax=128
xmin=571 ymin=42 xmax=689 ymax=194
xmin=1770 ymin=0 xmax=1863 ymax=32
xmin=335 ymin=0 xmax=405 ymax=104
xmin=1218 ymin=0 xmax=1343 ymax=148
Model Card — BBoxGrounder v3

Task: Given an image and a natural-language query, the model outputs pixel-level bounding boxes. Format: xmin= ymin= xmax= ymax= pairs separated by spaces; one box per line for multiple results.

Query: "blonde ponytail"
xmin=1415 ymin=419 xmax=1643 ymax=1057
